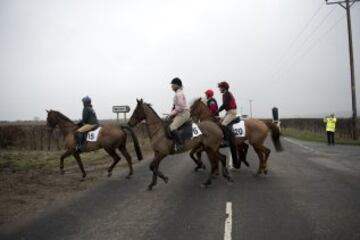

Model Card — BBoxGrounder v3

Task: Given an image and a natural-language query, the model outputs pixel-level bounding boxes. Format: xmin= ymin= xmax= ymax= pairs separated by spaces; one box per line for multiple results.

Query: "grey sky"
xmin=0 ymin=0 xmax=359 ymax=121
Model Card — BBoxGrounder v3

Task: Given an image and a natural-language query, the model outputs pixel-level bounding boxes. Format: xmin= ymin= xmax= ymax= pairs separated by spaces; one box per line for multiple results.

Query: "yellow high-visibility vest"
xmin=323 ymin=117 xmax=337 ymax=132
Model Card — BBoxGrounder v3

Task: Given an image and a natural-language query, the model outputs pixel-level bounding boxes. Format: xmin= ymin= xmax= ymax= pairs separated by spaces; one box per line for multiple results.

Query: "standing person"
xmin=205 ymin=89 xmax=219 ymax=116
xmin=76 ymin=96 xmax=99 ymax=152
xmin=323 ymin=114 xmax=337 ymax=145
xmin=169 ymin=77 xmax=191 ymax=151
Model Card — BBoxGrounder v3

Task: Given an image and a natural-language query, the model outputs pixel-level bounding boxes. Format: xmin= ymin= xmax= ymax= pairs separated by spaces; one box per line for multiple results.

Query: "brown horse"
xmin=190 ymin=98 xmax=283 ymax=175
xmin=46 ymin=110 xmax=143 ymax=179
xmin=128 ymin=99 xmax=233 ymax=190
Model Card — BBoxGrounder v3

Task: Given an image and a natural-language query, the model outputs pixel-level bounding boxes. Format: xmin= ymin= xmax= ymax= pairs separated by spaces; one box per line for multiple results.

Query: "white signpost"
xmin=112 ymin=105 xmax=131 ymax=122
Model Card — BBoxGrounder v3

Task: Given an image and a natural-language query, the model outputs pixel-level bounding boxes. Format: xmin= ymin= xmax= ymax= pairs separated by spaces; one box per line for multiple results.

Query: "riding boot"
xmin=221 ymin=125 xmax=240 ymax=169
xmin=170 ymin=130 xmax=184 ymax=152
xmin=75 ymin=132 xmax=84 ymax=153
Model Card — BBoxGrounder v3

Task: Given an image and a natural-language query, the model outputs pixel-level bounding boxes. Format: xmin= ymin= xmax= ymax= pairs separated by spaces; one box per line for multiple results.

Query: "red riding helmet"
xmin=218 ymin=81 xmax=229 ymax=90
xmin=205 ymin=89 xmax=214 ymax=97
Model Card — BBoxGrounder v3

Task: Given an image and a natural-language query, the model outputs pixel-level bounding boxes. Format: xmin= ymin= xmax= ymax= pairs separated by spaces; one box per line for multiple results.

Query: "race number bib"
xmin=86 ymin=127 xmax=101 ymax=142
xmin=232 ymin=121 xmax=245 ymax=137
xmin=192 ymin=123 xmax=203 ymax=138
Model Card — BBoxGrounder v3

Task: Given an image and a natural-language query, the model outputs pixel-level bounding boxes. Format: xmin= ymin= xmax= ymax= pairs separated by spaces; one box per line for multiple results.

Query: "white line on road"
xmin=224 ymin=202 xmax=232 ymax=240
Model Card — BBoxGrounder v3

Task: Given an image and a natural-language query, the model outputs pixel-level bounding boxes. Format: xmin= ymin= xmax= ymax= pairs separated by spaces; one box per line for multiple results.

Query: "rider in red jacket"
xmin=205 ymin=89 xmax=219 ymax=116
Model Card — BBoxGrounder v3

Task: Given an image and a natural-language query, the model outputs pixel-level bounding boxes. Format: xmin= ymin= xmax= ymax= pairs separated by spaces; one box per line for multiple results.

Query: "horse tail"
xmin=120 ymin=125 xmax=143 ymax=161
xmin=264 ymin=121 xmax=284 ymax=152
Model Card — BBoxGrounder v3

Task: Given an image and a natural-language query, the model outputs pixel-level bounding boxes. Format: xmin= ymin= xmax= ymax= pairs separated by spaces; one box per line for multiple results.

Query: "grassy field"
xmin=0 ymin=150 xmax=113 ymax=172
xmin=282 ymin=128 xmax=360 ymax=145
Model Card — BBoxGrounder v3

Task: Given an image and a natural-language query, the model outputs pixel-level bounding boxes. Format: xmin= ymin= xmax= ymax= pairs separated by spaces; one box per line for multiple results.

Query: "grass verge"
xmin=282 ymin=128 xmax=360 ymax=146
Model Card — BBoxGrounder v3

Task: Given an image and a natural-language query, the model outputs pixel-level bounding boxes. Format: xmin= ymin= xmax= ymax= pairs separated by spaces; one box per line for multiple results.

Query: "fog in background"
xmin=0 ymin=0 xmax=359 ymax=121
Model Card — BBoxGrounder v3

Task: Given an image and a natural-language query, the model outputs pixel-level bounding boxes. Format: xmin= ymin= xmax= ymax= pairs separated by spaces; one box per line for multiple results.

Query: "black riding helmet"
xmin=170 ymin=77 xmax=182 ymax=87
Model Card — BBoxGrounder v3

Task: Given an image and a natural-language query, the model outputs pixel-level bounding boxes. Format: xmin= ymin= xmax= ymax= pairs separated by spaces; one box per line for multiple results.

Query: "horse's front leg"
xmin=190 ymin=144 xmax=205 ymax=172
xmin=60 ymin=150 xmax=72 ymax=175
xmin=73 ymin=152 xmax=87 ymax=179
xmin=147 ymin=153 xmax=166 ymax=191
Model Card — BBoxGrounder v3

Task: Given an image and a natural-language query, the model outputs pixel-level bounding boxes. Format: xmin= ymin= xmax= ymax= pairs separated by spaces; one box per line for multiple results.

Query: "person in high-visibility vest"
xmin=323 ymin=114 xmax=337 ymax=145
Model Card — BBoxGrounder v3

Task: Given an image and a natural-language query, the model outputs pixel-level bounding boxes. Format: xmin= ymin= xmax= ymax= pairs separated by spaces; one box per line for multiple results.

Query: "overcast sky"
xmin=0 ymin=0 xmax=359 ymax=121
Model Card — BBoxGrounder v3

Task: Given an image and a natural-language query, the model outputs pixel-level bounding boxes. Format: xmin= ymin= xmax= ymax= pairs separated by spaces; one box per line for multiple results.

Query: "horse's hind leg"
xmin=259 ymin=145 xmax=271 ymax=175
xmin=104 ymin=148 xmax=121 ymax=177
xmin=60 ymin=150 xmax=72 ymax=174
xmin=73 ymin=152 xmax=86 ymax=179
xmin=119 ymin=145 xmax=133 ymax=179
xmin=253 ymin=146 xmax=265 ymax=175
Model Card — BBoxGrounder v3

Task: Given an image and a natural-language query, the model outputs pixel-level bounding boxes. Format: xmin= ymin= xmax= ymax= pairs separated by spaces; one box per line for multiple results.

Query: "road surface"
xmin=1 ymin=137 xmax=360 ymax=240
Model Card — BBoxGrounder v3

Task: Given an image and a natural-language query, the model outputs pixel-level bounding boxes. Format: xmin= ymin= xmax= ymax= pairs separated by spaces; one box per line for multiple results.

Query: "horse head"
xmin=128 ymin=99 xmax=146 ymax=127
xmin=46 ymin=110 xmax=59 ymax=129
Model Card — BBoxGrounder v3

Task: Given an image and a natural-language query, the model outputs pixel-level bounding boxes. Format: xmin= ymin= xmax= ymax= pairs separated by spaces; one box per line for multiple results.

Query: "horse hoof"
xmin=164 ymin=177 xmax=169 ymax=184
xmin=126 ymin=175 xmax=132 ymax=180
xmin=147 ymin=186 xmax=153 ymax=191
xmin=108 ymin=172 xmax=112 ymax=178
xmin=264 ymin=170 xmax=268 ymax=175
xmin=194 ymin=167 xmax=200 ymax=172
xmin=60 ymin=170 xmax=65 ymax=175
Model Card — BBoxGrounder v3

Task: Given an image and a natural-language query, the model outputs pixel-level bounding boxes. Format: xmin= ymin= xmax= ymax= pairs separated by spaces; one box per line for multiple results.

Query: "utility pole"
xmin=249 ymin=99 xmax=253 ymax=118
xmin=326 ymin=0 xmax=359 ymax=139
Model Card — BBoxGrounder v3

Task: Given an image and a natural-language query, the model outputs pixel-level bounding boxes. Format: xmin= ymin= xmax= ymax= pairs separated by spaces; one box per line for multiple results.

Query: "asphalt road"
xmin=1 ymin=137 xmax=360 ymax=240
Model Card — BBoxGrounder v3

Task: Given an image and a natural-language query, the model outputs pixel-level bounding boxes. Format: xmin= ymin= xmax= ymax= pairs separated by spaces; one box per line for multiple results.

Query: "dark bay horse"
xmin=128 ymin=99 xmax=233 ymax=190
xmin=190 ymin=98 xmax=283 ymax=175
xmin=46 ymin=110 xmax=143 ymax=179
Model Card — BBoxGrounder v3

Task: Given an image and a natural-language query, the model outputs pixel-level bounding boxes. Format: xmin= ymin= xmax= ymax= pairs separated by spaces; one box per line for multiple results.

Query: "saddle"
xmin=165 ymin=120 xmax=194 ymax=142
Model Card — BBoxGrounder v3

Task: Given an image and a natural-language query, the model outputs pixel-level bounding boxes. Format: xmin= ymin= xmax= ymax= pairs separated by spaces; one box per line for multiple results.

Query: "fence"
xmin=0 ymin=122 xmax=149 ymax=151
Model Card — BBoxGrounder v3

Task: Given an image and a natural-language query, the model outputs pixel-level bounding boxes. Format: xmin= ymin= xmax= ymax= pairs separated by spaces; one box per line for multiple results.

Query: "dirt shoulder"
xmin=0 ymin=149 xmax=152 ymax=229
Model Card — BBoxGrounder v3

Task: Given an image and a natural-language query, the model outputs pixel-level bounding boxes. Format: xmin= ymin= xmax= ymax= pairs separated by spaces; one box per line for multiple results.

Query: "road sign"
xmin=112 ymin=105 xmax=130 ymax=113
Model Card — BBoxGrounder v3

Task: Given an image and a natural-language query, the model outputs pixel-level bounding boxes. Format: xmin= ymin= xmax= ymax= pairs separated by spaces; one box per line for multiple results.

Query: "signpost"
xmin=112 ymin=105 xmax=131 ymax=122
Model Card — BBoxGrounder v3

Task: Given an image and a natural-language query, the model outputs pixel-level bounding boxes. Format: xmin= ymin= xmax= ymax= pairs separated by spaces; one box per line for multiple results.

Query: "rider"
xmin=205 ymin=89 xmax=219 ymax=116
xmin=215 ymin=81 xmax=237 ymax=126
xmin=169 ymin=77 xmax=191 ymax=151
xmin=75 ymin=96 xmax=99 ymax=152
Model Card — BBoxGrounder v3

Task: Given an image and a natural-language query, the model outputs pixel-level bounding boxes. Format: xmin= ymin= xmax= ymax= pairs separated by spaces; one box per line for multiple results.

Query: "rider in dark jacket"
xmin=75 ymin=96 xmax=99 ymax=152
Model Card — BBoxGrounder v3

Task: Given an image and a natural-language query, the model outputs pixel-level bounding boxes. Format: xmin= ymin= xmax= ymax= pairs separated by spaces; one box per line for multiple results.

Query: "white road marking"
xmin=224 ymin=202 xmax=232 ymax=240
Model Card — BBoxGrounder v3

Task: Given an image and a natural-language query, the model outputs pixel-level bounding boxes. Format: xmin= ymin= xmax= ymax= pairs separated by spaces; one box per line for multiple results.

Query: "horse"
xmin=190 ymin=98 xmax=283 ymax=175
xmin=128 ymin=99 xmax=234 ymax=190
xmin=46 ymin=110 xmax=143 ymax=179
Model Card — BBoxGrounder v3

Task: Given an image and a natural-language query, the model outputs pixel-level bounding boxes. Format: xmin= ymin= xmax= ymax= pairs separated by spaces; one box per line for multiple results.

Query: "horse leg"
xmin=190 ymin=144 xmax=205 ymax=172
xmin=202 ymin=150 xmax=217 ymax=187
xmin=104 ymin=148 xmax=121 ymax=177
xmin=119 ymin=146 xmax=133 ymax=179
xmin=60 ymin=150 xmax=72 ymax=174
xmin=148 ymin=152 xmax=166 ymax=191
xmin=217 ymin=151 xmax=233 ymax=182
xmin=73 ymin=152 xmax=87 ymax=179
xmin=258 ymin=145 xmax=271 ymax=175
xmin=242 ymin=143 xmax=250 ymax=167
xmin=253 ymin=146 xmax=265 ymax=175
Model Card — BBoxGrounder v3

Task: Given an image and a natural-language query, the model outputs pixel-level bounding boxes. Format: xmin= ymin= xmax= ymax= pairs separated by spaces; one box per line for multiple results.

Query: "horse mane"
xmin=143 ymin=103 xmax=162 ymax=120
xmin=51 ymin=110 xmax=74 ymax=123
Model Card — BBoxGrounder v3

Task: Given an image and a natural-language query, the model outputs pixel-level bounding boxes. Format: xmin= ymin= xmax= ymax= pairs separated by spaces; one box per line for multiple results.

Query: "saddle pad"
xmin=232 ymin=120 xmax=245 ymax=138
xmin=86 ymin=127 xmax=101 ymax=142
xmin=192 ymin=123 xmax=203 ymax=138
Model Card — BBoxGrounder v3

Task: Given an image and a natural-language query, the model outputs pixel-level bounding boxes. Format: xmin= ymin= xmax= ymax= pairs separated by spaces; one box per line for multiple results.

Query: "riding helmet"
xmin=205 ymin=89 xmax=214 ymax=97
xmin=218 ymin=81 xmax=229 ymax=90
xmin=170 ymin=77 xmax=183 ymax=87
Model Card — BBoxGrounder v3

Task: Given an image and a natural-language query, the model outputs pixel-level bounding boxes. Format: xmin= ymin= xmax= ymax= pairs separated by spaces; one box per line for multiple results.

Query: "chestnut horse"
xmin=46 ymin=110 xmax=143 ymax=179
xmin=190 ymin=98 xmax=283 ymax=175
xmin=128 ymin=99 xmax=233 ymax=190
